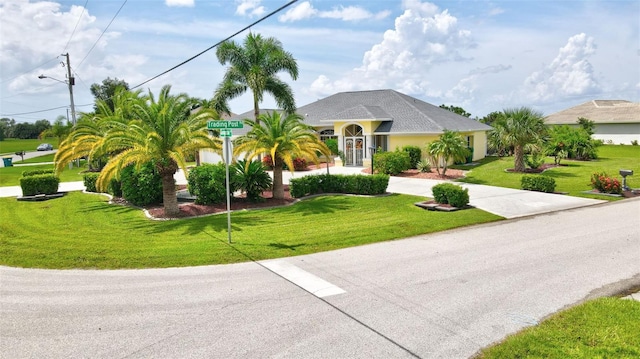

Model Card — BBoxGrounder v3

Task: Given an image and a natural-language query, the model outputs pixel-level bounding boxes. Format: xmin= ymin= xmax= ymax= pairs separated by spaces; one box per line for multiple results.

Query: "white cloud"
xmin=235 ymin=0 xmax=265 ymax=17
xmin=523 ymin=33 xmax=600 ymax=102
xmin=310 ymin=1 xmax=474 ymax=97
xmin=278 ymin=1 xmax=317 ymax=22
xmin=165 ymin=0 xmax=194 ymax=7
xmin=279 ymin=1 xmax=390 ymax=22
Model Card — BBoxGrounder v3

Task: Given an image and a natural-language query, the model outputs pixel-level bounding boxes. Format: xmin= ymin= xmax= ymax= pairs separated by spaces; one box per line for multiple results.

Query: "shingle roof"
xmin=545 ymin=100 xmax=640 ymax=125
xmin=297 ymin=89 xmax=491 ymax=134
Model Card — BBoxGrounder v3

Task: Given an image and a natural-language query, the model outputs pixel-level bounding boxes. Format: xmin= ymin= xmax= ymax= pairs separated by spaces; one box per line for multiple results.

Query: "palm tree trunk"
xmin=161 ymin=172 xmax=180 ymax=216
xmin=514 ymin=145 xmax=526 ymax=172
xmin=272 ymin=163 xmax=284 ymax=200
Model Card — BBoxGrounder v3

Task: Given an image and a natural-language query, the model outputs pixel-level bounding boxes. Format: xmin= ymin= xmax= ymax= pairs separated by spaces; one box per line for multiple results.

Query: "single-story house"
xmin=544 ymin=100 xmax=640 ymax=145
xmin=201 ymin=89 xmax=492 ymax=167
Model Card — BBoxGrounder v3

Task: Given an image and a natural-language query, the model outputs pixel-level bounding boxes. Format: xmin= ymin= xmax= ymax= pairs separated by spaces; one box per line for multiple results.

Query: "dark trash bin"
xmin=2 ymin=157 xmax=13 ymax=167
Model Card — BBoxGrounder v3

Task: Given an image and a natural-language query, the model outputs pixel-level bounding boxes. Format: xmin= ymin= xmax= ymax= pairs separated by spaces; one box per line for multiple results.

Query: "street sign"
xmin=207 ymin=120 xmax=244 ymax=129
xmin=220 ymin=129 xmax=232 ymax=137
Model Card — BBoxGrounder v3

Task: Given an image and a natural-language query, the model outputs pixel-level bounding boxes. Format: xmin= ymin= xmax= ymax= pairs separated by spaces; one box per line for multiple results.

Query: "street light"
xmin=368 ymin=146 xmax=376 ymax=175
xmin=37 ymin=53 xmax=76 ymax=126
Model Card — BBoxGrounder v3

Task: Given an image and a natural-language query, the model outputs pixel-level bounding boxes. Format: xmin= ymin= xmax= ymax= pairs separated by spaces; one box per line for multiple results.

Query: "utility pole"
xmin=61 ymin=53 xmax=77 ymax=126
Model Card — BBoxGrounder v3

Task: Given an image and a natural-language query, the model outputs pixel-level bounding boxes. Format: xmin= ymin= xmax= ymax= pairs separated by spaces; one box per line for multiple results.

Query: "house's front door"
xmin=344 ymin=125 xmax=364 ymax=166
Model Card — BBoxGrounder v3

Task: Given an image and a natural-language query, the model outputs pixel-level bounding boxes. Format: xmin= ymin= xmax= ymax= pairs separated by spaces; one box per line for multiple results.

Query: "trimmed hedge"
xmin=289 ymin=174 xmax=389 ymax=198
xmin=521 ymin=175 xmax=556 ymax=193
xmin=20 ymin=174 xmax=60 ymax=196
xmin=431 ymin=183 xmax=469 ymax=208
xmin=83 ymin=173 xmax=100 ymax=193
xmin=120 ymin=163 xmax=163 ymax=206
xmin=402 ymin=145 xmax=422 ymax=169
xmin=22 ymin=169 xmax=54 ymax=177
xmin=374 ymin=151 xmax=411 ymax=175
xmin=187 ymin=163 xmax=239 ymax=205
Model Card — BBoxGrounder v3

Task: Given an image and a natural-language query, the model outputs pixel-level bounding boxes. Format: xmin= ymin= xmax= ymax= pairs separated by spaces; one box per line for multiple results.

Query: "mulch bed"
xmin=145 ymin=185 xmax=296 ymax=219
xmin=361 ymin=168 xmax=466 ymax=180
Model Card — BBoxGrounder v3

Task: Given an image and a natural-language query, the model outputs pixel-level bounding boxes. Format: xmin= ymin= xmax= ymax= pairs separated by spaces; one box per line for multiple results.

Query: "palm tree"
xmin=499 ymin=107 xmax=547 ymax=172
xmin=55 ymin=85 xmax=221 ymax=216
xmin=39 ymin=115 xmax=72 ymax=144
xmin=213 ymin=32 xmax=299 ymax=122
xmin=55 ymin=88 xmax=143 ymax=171
xmin=427 ymin=130 xmax=470 ymax=176
xmin=233 ymin=112 xmax=330 ymax=199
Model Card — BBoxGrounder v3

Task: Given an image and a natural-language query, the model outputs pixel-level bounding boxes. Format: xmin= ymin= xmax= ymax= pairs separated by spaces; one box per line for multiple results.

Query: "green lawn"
xmin=15 ymin=153 xmax=55 ymax=163
xmin=456 ymin=145 xmax=639 ymax=199
xmin=0 ymin=192 xmax=502 ymax=269
xmin=0 ymin=163 xmax=86 ymax=186
xmin=478 ymin=297 xmax=640 ymax=358
xmin=0 ymin=138 xmax=59 ymax=155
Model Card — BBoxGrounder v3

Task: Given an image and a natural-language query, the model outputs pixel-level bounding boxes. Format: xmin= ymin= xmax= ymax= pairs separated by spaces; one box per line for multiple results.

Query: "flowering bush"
xmin=262 ymin=155 xmax=307 ymax=171
xmin=262 ymin=155 xmax=274 ymax=168
xmin=590 ymin=172 xmax=622 ymax=194
xmin=292 ymin=157 xmax=307 ymax=171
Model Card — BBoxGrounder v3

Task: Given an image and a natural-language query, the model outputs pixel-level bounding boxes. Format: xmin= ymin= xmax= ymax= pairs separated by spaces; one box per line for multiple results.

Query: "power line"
xmin=62 ymin=0 xmax=89 ymax=54
xmin=131 ymin=0 xmax=299 ymax=90
xmin=76 ymin=0 xmax=128 ymax=70
xmin=1 ymin=103 xmax=92 ymax=117
xmin=0 ymin=57 xmax=60 ymax=86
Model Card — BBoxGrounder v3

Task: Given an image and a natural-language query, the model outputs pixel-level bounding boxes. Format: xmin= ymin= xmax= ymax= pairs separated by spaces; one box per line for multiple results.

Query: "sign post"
xmin=207 ymin=121 xmax=244 ymax=244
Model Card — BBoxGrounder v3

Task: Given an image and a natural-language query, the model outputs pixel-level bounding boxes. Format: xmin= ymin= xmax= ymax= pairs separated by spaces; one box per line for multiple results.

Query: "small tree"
xmin=427 ymin=130 xmax=470 ymax=176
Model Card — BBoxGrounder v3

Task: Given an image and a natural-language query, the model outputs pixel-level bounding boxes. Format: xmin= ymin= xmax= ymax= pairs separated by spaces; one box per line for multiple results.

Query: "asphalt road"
xmin=1 ymin=199 xmax=639 ymax=358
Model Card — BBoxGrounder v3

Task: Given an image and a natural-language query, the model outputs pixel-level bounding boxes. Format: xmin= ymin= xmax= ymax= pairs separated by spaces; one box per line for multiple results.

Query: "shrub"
xmin=590 ymin=172 xmax=622 ymax=194
xmin=108 ymin=178 xmax=122 ymax=197
xmin=22 ymin=169 xmax=54 ymax=177
xmin=374 ymin=150 xmax=411 ymax=175
xmin=120 ymin=162 xmax=163 ymax=206
xmin=187 ymin=163 xmax=238 ymax=205
xmin=402 ymin=145 xmax=422 ymax=169
xmin=521 ymin=175 xmax=556 ymax=193
xmin=83 ymin=173 xmax=100 ymax=193
xmin=231 ymin=160 xmax=272 ymax=202
xmin=325 ymin=138 xmax=339 ymax=155
xmin=416 ymin=160 xmax=431 ymax=173
xmin=525 ymin=151 xmax=546 ymax=170
xmin=431 ymin=183 xmax=469 ymax=208
xmin=632 ymin=140 xmax=639 ymax=146
xmin=547 ymin=125 xmax=600 ymax=161
xmin=292 ymin=157 xmax=307 ymax=171
xmin=289 ymin=174 xmax=389 ymax=198
xmin=19 ymin=174 xmax=60 ymax=196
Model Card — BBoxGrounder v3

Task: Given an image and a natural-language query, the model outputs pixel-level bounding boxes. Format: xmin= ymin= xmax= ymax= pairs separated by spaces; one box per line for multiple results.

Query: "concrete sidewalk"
xmin=1 ymin=165 xmax=606 ymax=219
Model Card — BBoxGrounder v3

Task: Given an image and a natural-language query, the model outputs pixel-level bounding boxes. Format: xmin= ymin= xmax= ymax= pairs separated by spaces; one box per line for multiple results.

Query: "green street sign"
xmin=220 ymin=129 xmax=233 ymax=137
xmin=207 ymin=120 xmax=244 ymax=129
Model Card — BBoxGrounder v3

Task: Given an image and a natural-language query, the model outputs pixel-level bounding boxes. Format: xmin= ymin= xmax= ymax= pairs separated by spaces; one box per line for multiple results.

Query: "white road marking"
xmin=261 ymin=259 xmax=346 ymax=298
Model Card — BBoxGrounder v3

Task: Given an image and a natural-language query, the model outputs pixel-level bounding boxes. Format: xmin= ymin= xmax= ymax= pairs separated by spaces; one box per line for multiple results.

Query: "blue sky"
xmin=1 ymin=0 xmax=638 ymax=123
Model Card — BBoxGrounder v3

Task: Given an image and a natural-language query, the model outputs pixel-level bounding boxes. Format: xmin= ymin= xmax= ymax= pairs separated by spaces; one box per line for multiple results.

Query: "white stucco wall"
xmin=593 ymin=123 xmax=640 ymax=145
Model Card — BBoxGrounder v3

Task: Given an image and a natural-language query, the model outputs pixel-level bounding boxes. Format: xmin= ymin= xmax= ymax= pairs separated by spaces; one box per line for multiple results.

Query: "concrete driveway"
xmin=1 ymin=198 xmax=638 ymax=358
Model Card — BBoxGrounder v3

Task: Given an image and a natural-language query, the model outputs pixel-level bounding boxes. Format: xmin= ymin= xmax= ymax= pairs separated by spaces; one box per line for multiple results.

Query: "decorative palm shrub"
xmin=231 ymin=160 xmax=273 ymax=202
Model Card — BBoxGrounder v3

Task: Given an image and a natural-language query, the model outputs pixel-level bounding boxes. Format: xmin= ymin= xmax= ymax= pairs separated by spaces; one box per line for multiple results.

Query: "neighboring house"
xmin=545 ymin=100 xmax=640 ymax=145
xmin=201 ymin=89 xmax=492 ymax=167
